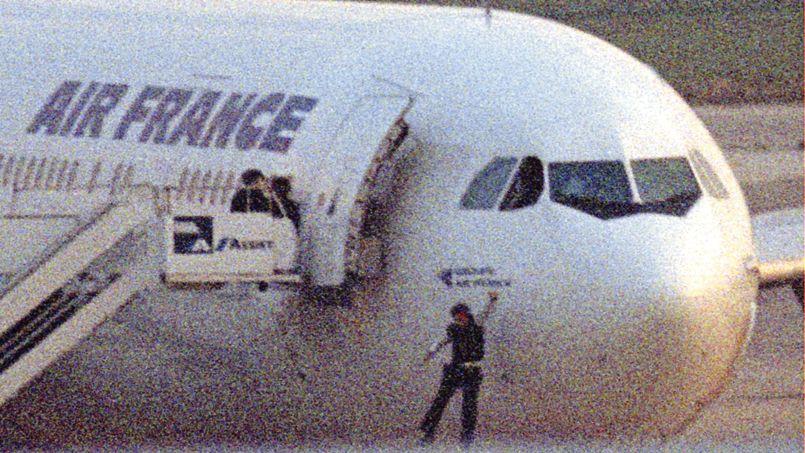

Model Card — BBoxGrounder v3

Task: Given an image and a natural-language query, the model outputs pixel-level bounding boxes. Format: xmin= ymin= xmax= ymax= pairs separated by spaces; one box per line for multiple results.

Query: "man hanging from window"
xmin=419 ymin=290 xmax=498 ymax=449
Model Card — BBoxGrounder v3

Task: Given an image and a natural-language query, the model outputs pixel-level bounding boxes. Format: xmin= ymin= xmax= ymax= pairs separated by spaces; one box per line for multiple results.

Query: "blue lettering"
xmin=140 ymin=88 xmax=192 ymax=144
xmin=215 ymin=237 xmax=273 ymax=251
xmin=201 ymin=93 xmax=257 ymax=148
xmin=73 ymin=83 xmax=129 ymax=138
xmin=167 ymin=90 xmax=222 ymax=146
xmin=114 ymin=85 xmax=165 ymax=140
xmin=26 ymin=81 xmax=317 ymax=149
xmin=259 ymin=95 xmax=318 ymax=153
xmin=60 ymin=82 xmax=99 ymax=136
xmin=235 ymin=93 xmax=284 ymax=150
xmin=27 ymin=80 xmax=82 ymax=135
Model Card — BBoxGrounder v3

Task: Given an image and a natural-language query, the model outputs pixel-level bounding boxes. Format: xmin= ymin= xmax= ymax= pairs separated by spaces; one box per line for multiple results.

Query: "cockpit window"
xmin=460 ymin=157 xmax=518 ymax=210
xmin=500 ymin=156 xmax=544 ymax=211
xmin=549 ymin=161 xmax=632 ymax=219
xmin=688 ymin=149 xmax=729 ymax=199
xmin=632 ymin=158 xmax=700 ymax=202
xmin=549 ymin=158 xmax=702 ymax=219
xmin=632 ymin=158 xmax=701 ymax=216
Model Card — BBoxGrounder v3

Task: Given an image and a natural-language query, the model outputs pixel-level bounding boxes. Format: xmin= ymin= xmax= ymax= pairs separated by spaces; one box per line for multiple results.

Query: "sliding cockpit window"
xmin=499 ymin=156 xmax=544 ymax=211
xmin=461 ymin=156 xmax=545 ymax=211
xmin=688 ymin=149 xmax=729 ymax=199
xmin=460 ymin=157 xmax=518 ymax=209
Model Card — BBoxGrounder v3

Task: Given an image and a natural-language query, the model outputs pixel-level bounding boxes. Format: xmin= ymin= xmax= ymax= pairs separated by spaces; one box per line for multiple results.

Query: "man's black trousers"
xmin=420 ymin=363 xmax=482 ymax=444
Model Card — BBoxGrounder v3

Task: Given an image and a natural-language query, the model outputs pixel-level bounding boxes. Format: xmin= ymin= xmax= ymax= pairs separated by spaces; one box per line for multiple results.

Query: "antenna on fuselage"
xmin=372 ymin=76 xmax=422 ymax=104
xmin=484 ymin=0 xmax=493 ymax=26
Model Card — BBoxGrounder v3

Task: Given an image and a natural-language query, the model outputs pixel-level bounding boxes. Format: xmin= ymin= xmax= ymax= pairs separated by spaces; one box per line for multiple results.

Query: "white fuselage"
xmin=0 ymin=0 xmax=757 ymax=443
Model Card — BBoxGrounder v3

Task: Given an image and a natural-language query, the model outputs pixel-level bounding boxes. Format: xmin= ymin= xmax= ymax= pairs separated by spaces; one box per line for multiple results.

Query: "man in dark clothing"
xmin=230 ymin=169 xmax=281 ymax=217
xmin=271 ymin=175 xmax=300 ymax=231
xmin=420 ymin=291 xmax=498 ymax=448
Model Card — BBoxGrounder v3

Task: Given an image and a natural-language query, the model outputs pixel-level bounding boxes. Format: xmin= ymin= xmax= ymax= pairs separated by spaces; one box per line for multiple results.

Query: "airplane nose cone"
xmin=623 ymin=232 xmax=758 ymax=437
xmin=499 ymin=214 xmax=757 ymax=438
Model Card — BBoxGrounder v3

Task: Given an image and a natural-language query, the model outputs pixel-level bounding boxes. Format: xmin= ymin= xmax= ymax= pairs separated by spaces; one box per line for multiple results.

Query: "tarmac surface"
xmin=0 ymin=103 xmax=802 ymax=451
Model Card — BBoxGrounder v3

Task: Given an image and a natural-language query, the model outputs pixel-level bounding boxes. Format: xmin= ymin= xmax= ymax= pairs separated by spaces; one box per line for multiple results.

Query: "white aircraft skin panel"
xmin=2 ymin=0 xmax=673 ymax=160
xmin=385 ymin=124 xmax=756 ymax=436
xmin=0 ymin=0 xmax=761 ymax=444
xmin=1 ymin=0 xmax=697 ymax=174
xmin=16 ymin=0 xmax=479 ymax=24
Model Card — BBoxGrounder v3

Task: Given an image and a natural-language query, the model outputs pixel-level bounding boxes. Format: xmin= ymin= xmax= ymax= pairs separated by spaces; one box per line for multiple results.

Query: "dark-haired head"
xmin=241 ymin=169 xmax=265 ymax=186
xmin=271 ymin=176 xmax=291 ymax=195
xmin=450 ymin=303 xmax=470 ymax=317
xmin=450 ymin=303 xmax=473 ymax=326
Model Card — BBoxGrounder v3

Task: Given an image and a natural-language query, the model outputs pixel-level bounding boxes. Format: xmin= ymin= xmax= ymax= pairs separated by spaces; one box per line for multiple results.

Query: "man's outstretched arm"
xmin=476 ymin=291 xmax=499 ymax=327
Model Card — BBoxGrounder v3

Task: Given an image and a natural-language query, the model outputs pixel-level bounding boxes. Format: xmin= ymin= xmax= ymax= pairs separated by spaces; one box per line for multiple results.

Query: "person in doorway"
xmin=419 ymin=290 xmax=499 ymax=449
xmin=231 ymin=169 xmax=281 ymax=216
xmin=271 ymin=175 xmax=300 ymax=231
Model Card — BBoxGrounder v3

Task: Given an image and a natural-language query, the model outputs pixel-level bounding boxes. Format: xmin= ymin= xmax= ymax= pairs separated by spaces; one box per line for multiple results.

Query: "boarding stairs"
xmin=0 ymin=186 xmax=159 ymax=407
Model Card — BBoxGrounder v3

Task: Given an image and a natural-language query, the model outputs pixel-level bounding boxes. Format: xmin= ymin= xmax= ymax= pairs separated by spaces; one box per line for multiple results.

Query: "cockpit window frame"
xmin=461 ymin=155 xmax=705 ymax=219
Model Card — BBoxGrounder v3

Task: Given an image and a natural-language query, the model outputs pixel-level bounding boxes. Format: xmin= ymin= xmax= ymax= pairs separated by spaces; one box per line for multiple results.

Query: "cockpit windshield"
xmin=549 ymin=158 xmax=701 ymax=219
xmin=631 ymin=157 xmax=701 ymax=215
xmin=549 ymin=161 xmax=632 ymax=219
xmin=462 ymin=157 xmax=702 ymax=219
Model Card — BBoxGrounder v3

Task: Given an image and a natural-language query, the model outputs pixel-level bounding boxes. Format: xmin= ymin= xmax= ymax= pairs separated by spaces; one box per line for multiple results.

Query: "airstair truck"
xmin=164 ymin=187 xmax=300 ymax=285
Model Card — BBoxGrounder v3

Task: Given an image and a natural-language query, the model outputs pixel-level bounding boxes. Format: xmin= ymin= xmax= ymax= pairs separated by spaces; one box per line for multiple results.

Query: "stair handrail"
xmin=0 ymin=183 xmax=159 ymax=300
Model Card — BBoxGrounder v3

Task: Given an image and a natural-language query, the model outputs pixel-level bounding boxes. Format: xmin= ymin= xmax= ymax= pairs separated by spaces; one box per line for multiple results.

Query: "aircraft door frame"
xmin=301 ymin=93 xmax=413 ymax=286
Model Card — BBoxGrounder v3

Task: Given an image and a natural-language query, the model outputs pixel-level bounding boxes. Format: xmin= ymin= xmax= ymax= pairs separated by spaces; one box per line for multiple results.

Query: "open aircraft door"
xmin=302 ymin=93 xmax=413 ymax=286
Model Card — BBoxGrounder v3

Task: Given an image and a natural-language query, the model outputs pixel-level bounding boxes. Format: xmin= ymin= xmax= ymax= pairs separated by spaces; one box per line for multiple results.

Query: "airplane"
xmin=0 ymin=0 xmax=801 ymax=447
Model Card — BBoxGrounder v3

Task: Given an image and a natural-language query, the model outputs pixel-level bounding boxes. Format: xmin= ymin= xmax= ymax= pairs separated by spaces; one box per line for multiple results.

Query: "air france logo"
xmin=173 ymin=216 xmax=213 ymax=254
xmin=26 ymin=80 xmax=318 ymax=154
